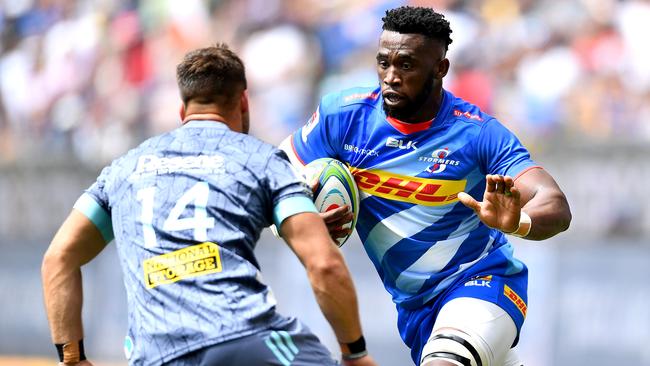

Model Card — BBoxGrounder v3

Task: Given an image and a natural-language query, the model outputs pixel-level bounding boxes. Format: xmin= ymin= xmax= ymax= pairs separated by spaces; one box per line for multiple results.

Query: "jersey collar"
xmin=181 ymin=120 xmax=228 ymax=129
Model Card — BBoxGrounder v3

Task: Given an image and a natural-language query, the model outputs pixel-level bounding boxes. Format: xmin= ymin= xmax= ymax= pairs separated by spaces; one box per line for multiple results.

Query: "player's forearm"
xmin=280 ymin=213 xmax=364 ymax=342
xmin=306 ymin=257 xmax=363 ymax=343
xmin=521 ymin=190 xmax=571 ymax=240
xmin=42 ymin=249 xmax=84 ymax=343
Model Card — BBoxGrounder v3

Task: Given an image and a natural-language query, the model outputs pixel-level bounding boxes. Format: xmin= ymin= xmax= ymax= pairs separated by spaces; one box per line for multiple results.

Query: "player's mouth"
xmin=382 ymin=91 xmax=405 ymax=106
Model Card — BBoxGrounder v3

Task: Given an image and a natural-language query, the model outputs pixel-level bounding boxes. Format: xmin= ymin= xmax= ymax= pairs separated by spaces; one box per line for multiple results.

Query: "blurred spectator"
xmin=1 ymin=0 xmax=649 ymax=166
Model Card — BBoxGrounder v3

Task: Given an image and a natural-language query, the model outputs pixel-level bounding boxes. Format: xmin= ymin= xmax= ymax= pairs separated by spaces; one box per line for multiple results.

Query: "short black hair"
xmin=176 ymin=43 xmax=247 ymax=106
xmin=382 ymin=6 xmax=453 ymax=51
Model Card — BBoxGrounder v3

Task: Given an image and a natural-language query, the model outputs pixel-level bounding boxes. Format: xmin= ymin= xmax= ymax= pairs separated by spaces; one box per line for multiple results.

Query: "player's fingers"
xmin=330 ymin=227 xmax=352 ymax=239
xmin=327 ymin=212 xmax=354 ymax=228
xmin=485 ymin=175 xmax=497 ymax=192
xmin=457 ymin=192 xmax=480 ymax=213
xmin=321 ymin=205 xmax=350 ymax=223
xmin=503 ymin=175 xmax=515 ymax=189
xmin=508 ymin=185 xmax=521 ymax=201
xmin=495 ymin=175 xmax=506 ymax=194
xmin=310 ymin=181 xmax=320 ymax=192
xmin=502 ymin=176 xmax=513 ymax=195
xmin=306 ymin=175 xmax=320 ymax=192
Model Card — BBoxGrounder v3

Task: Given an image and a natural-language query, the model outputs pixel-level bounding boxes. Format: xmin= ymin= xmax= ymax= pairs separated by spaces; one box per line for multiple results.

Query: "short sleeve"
xmin=476 ymin=119 xmax=539 ymax=177
xmin=287 ymin=92 xmax=341 ymax=165
xmin=264 ymin=150 xmax=317 ymax=228
xmin=74 ymin=164 xmax=114 ymax=243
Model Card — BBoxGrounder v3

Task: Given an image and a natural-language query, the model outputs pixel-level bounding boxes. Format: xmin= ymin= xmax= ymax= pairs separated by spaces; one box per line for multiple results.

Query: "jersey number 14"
xmin=136 ymin=182 xmax=215 ymax=248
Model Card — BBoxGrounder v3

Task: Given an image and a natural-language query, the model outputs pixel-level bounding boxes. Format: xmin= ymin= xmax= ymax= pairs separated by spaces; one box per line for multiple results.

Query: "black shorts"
xmin=166 ymin=318 xmax=339 ymax=366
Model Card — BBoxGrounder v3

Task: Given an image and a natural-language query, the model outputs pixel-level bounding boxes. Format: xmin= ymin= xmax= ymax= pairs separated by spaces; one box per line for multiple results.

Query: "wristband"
xmin=55 ymin=339 xmax=86 ymax=364
xmin=505 ymin=212 xmax=532 ymax=238
xmin=342 ymin=350 xmax=369 ymax=360
xmin=340 ymin=335 xmax=367 ymax=360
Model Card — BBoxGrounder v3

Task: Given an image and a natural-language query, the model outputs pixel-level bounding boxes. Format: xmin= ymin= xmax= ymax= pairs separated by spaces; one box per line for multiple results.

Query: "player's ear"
xmin=240 ymin=90 xmax=249 ymax=114
xmin=436 ymin=58 xmax=450 ymax=79
xmin=179 ymin=103 xmax=186 ymax=121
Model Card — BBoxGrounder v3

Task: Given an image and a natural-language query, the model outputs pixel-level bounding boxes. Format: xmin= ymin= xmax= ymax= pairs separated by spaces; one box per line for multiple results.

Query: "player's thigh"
xmin=420 ymin=297 xmax=518 ymax=366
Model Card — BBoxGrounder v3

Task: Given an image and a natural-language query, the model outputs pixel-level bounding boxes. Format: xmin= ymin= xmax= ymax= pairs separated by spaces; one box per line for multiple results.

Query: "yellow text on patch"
xmin=143 ymin=242 xmax=222 ymax=289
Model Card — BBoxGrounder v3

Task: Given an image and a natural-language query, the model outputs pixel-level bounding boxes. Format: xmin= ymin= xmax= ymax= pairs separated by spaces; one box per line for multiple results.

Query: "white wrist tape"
xmin=507 ymin=212 xmax=532 ymax=238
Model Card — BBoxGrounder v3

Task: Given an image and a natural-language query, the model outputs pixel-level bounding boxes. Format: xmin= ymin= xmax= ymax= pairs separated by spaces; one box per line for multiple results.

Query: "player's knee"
xmin=419 ymin=328 xmax=488 ymax=366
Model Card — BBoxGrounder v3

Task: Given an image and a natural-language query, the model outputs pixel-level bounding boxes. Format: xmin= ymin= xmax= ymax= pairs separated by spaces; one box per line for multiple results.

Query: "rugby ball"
xmin=303 ymin=158 xmax=360 ymax=247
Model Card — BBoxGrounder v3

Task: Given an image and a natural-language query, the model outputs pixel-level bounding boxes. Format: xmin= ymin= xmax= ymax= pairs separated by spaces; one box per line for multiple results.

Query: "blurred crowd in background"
xmin=2 ymin=2 xmax=650 ymax=364
xmin=1 ymin=0 xmax=649 ymax=166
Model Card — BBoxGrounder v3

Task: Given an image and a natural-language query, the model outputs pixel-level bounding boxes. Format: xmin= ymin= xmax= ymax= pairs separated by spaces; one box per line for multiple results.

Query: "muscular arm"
xmin=42 ymin=210 xmax=107 ymax=344
xmin=514 ymin=168 xmax=572 ymax=240
xmin=280 ymin=211 xmax=363 ymax=343
xmin=458 ymin=168 xmax=571 ymax=241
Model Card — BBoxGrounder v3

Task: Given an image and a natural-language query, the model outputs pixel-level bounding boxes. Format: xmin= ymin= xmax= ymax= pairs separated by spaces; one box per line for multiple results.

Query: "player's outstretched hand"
xmin=320 ymin=205 xmax=353 ymax=241
xmin=59 ymin=360 xmax=94 ymax=366
xmin=457 ymin=174 xmax=521 ymax=233
xmin=342 ymin=354 xmax=378 ymax=366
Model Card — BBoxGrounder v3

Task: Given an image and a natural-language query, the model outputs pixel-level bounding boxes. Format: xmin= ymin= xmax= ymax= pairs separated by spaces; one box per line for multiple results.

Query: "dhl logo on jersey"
xmin=349 ymin=168 xmax=466 ymax=206
xmin=504 ymin=284 xmax=527 ymax=317
xmin=143 ymin=242 xmax=223 ymax=289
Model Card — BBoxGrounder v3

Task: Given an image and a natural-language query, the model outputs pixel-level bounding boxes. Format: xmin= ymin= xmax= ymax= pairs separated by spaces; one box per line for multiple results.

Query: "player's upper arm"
xmin=514 ymin=167 xmax=570 ymax=212
xmin=45 ymin=209 xmax=109 ymax=268
xmin=280 ymin=211 xmax=340 ymax=269
xmin=476 ymin=118 xmax=538 ymax=177
xmin=45 ymin=191 xmax=114 ymax=266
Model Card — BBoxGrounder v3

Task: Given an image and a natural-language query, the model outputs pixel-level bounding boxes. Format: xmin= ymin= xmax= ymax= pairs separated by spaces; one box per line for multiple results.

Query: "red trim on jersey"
xmin=290 ymin=135 xmax=306 ymax=166
xmin=386 ymin=116 xmax=433 ymax=134
xmin=514 ymin=166 xmax=543 ymax=181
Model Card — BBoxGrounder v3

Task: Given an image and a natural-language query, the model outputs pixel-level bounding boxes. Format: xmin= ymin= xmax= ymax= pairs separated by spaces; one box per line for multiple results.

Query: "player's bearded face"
xmin=382 ymin=71 xmax=435 ymax=121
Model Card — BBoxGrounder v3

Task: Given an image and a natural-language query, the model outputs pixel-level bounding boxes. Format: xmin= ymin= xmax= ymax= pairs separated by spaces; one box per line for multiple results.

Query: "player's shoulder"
xmin=232 ymin=129 xmax=277 ymax=155
xmin=124 ymin=132 xmax=174 ymax=161
xmin=320 ymin=86 xmax=381 ymax=112
xmin=338 ymin=86 xmax=381 ymax=108
xmin=220 ymin=129 xmax=284 ymax=164
xmin=446 ymin=91 xmax=495 ymax=127
xmin=116 ymin=133 xmax=171 ymax=170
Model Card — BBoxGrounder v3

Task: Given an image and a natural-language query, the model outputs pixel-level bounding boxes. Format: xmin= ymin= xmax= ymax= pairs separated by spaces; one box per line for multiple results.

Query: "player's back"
xmin=94 ymin=120 xmax=298 ymax=365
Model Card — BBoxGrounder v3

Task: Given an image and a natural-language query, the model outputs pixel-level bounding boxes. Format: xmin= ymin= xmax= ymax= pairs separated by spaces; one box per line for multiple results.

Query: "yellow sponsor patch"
xmin=504 ymin=284 xmax=527 ymax=317
xmin=143 ymin=242 xmax=222 ymax=289
xmin=350 ymin=167 xmax=466 ymax=206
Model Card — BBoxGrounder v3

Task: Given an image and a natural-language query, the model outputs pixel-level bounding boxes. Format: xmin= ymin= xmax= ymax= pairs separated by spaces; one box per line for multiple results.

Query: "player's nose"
xmin=383 ymin=67 xmax=401 ymax=86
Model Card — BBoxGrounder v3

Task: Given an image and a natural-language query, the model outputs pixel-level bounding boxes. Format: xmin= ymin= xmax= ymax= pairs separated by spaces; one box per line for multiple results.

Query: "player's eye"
xmin=377 ymin=60 xmax=388 ymax=69
xmin=402 ymin=62 xmax=412 ymax=70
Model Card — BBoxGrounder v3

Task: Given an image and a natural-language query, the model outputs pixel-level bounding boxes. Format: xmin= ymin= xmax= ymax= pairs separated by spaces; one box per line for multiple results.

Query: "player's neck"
xmin=182 ymin=112 xmax=227 ymax=125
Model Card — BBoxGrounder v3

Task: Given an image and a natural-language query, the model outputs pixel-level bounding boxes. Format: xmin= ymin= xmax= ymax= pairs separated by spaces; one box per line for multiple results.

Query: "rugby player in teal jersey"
xmin=281 ymin=6 xmax=571 ymax=366
xmin=42 ymin=44 xmax=377 ymax=366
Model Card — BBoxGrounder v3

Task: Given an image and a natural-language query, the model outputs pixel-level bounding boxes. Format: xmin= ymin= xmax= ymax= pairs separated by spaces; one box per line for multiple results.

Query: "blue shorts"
xmin=167 ymin=317 xmax=338 ymax=366
xmin=397 ymin=267 xmax=528 ymax=364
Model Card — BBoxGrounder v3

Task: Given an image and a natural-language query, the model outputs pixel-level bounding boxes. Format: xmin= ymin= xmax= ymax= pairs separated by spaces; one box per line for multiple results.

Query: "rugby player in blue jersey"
xmin=42 ymin=44 xmax=377 ymax=366
xmin=281 ymin=6 xmax=571 ymax=366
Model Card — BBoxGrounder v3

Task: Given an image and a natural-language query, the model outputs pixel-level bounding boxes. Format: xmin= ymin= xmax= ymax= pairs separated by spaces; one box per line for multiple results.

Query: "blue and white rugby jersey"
xmin=282 ymin=86 xmax=539 ymax=312
xmin=74 ymin=120 xmax=316 ymax=366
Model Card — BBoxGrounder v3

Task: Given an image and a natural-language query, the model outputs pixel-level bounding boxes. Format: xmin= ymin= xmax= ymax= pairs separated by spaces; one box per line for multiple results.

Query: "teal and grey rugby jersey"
xmin=282 ymin=86 xmax=540 ymax=311
xmin=75 ymin=120 xmax=316 ymax=365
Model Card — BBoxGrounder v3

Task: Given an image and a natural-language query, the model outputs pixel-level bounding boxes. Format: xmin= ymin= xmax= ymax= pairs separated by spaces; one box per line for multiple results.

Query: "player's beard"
xmin=383 ymin=73 xmax=435 ymax=121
